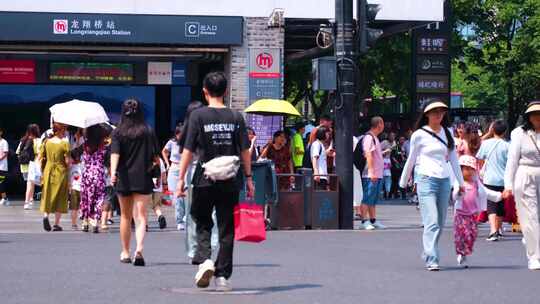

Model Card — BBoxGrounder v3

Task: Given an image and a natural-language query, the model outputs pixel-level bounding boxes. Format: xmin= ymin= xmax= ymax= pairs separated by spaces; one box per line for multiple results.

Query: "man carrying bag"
xmin=175 ymin=72 xmax=255 ymax=292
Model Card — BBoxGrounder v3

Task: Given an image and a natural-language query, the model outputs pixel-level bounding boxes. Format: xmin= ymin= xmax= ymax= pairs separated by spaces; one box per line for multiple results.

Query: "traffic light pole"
xmin=335 ymin=0 xmax=354 ymax=229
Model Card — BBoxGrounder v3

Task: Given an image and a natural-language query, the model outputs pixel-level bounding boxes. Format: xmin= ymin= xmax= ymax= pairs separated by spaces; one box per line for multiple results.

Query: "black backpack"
xmin=17 ymin=139 xmax=35 ymax=165
xmin=353 ymin=134 xmax=376 ymax=172
xmin=302 ymin=142 xmax=322 ymax=169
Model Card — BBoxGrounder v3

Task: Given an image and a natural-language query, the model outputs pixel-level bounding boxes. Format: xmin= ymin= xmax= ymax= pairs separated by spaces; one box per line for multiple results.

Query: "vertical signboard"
xmin=247 ymin=48 xmax=283 ymax=148
xmin=411 ymin=2 xmax=451 ymax=112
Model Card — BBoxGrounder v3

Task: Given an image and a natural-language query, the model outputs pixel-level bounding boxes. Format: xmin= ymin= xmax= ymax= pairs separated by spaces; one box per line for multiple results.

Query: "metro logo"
xmin=53 ymin=19 xmax=68 ymax=34
xmin=256 ymin=52 xmax=273 ymax=70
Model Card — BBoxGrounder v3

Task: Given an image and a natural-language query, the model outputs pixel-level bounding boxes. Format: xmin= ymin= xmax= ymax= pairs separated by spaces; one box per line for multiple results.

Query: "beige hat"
xmin=423 ymin=101 xmax=449 ymax=113
xmin=525 ymin=101 xmax=540 ymax=114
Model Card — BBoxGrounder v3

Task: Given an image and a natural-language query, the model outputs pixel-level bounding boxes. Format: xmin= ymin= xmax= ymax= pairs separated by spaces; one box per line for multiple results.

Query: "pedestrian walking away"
xmin=476 ymin=120 xmax=509 ymax=241
xmin=504 ymin=101 xmax=540 ymax=270
xmin=39 ymin=122 xmax=71 ymax=232
xmin=16 ymin=124 xmax=41 ymax=210
xmin=80 ymin=124 xmax=108 ymax=234
xmin=110 ymin=98 xmax=161 ymax=267
xmin=452 ymin=155 xmax=502 ymax=268
xmin=0 ymin=127 xmax=10 ymax=207
xmin=175 ymin=71 xmax=254 ymax=292
xmin=400 ymin=100 xmax=465 ymax=271
xmin=162 ymin=125 xmax=184 ymax=230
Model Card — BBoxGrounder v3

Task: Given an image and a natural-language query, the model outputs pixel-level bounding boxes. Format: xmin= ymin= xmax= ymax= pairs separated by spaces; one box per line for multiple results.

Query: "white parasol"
xmin=49 ymin=99 xmax=109 ymax=128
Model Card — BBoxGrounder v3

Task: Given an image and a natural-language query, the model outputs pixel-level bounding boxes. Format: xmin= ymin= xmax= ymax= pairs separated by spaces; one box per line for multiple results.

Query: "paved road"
xmin=0 ymin=201 xmax=537 ymax=304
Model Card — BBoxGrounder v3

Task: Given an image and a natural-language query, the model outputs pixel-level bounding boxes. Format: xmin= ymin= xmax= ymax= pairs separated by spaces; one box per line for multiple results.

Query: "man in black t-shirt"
xmin=176 ymin=72 xmax=254 ymax=292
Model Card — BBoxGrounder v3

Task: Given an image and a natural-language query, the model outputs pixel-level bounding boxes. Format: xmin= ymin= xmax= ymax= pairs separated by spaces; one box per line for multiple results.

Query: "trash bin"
xmin=310 ymin=174 xmax=339 ymax=229
xmin=239 ymin=160 xmax=277 ymax=205
xmin=270 ymin=174 xmax=305 ymax=230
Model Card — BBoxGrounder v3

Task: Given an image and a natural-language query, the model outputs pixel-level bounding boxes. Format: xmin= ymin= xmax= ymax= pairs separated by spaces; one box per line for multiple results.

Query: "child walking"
xmin=453 ymin=155 xmax=502 ymax=268
xmin=69 ymin=148 xmax=83 ymax=230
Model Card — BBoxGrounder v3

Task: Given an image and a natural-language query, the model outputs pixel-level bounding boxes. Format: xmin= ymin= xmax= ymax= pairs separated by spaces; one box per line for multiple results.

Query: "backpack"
xmin=17 ymin=139 xmax=35 ymax=165
xmin=302 ymin=142 xmax=323 ymax=169
xmin=353 ymin=134 xmax=376 ymax=172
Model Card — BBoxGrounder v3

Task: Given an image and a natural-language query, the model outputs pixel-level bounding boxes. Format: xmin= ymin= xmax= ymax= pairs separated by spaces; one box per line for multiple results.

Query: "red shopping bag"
xmin=503 ymin=195 xmax=518 ymax=224
xmin=234 ymin=202 xmax=266 ymax=243
xmin=477 ymin=211 xmax=488 ymax=223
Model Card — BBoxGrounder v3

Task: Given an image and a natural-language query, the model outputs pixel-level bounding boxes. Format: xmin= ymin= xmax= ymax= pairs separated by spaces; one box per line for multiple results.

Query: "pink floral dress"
xmin=80 ymin=146 xmax=106 ymax=221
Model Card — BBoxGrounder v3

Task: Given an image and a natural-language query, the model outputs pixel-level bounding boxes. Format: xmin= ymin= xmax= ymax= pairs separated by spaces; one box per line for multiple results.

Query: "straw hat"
xmin=525 ymin=101 xmax=540 ymax=114
xmin=423 ymin=100 xmax=449 ymax=113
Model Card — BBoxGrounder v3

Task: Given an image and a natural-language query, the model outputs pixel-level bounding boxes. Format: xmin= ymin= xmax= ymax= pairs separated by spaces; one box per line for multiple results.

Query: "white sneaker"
xmin=23 ymin=203 xmax=32 ymax=210
xmin=177 ymin=223 xmax=186 ymax=231
xmin=195 ymin=259 xmax=215 ymax=288
xmin=363 ymin=222 xmax=375 ymax=230
xmin=528 ymin=259 xmax=540 ymax=270
xmin=426 ymin=264 xmax=441 ymax=271
xmin=0 ymin=199 xmax=5 ymax=206
xmin=522 ymin=238 xmax=527 ymax=246
xmin=215 ymin=276 xmax=232 ymax=292
xmin=372 ymin=221 xmax=386 ymax=229
xmin=457 ymin=255 xmax=468 ymax=268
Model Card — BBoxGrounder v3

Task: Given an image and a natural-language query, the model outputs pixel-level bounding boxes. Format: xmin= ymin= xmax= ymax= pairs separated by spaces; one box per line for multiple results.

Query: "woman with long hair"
xmin=162 ymin=124 xmax=184 ymax=230
xmin=111 ymin=98 xmax=159 ymax=266
xmin=17 ymin=124 xmax=41 ymax=210
xmin=80 ymin=124 xmax=108 ymax=233
xmin=40 ymin=122 xmax=71 ymax=231
xmin=504 ymin=101 xmax=540 ymax=270
xmin=399 ymin=100 xmax=464 ymax=271
xmin=260 ymin=130 xmax=295 ymax=190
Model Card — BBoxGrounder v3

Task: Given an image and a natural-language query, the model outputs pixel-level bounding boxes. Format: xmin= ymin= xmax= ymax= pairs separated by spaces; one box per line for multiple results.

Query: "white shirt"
xmin=0 ymin=139 xmax=8 ymax=171
xmin=153 ymin=159 xmax=167 ymax=193
xmin=311 ymin=140 xmax=328 ymax=180
xmin=504 ymin=127 xmax=540 ymax=190
xmin=399 ymin=127 xmax=464 ymax=188
xmin=70 ymin=163 xmax=83 ymax=191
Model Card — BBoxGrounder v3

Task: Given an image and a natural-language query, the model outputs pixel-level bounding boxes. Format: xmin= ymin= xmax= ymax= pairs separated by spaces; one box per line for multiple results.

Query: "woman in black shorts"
xmin=111 ymin=99 xmax=160 ymax=266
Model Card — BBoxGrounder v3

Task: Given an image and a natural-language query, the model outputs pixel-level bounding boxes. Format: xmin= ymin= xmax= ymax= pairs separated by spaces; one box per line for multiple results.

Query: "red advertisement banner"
xmin=0 ymin=60 xmax=36 ymax=83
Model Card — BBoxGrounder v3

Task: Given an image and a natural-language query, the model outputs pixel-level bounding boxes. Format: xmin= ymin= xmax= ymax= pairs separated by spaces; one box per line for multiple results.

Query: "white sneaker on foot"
xmin=426 ymin=264 xmax=441 ymax=271
xmin=0 ymin=198 xmax=5 ymax=206
xmin=372 ymin=221 xmax=386 ymax=229
xmin=528 ymin=259 xmax=540 ymax=270
xmin=23 ymin=203 xmax=32 ymax=210
xmin=363 ymin=222 xmax=375 ymax=230
xmin=457 ymin=255 xmax=468 ymax=268
xmin=195 ymin=259 xmax=215 ymax=288
xmin=215 ymin=276 xmax=232 ymax=292
xmin=177 ymin=223 xmax=186 ymax=231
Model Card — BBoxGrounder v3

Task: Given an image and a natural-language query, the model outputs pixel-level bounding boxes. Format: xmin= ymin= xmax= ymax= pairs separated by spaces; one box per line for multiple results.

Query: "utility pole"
xmin=334 ymin=0 xmax=354 ymax=229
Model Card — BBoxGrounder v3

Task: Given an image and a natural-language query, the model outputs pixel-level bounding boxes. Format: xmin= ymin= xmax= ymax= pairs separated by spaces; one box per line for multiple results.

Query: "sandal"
xmin=43 ymin=217 xmax=51 ymax=232
xmin=133 ymin=252 xmax=145 ymax=267
xmin=101 ymin=224 xmax=109 ymax=231
xmin=120 ymin=253 xmax=132 ymax=264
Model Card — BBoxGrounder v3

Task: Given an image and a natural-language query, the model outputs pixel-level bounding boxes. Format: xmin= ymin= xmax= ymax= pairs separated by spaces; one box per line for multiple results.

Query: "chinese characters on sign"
xmin=247 ymin=48 xmax=283 ymax=148
xmin=417 ymin=37 xmax=448 ymax=54
xmin=147 ymin=62 xmax=172 ymax=85
xmin=0 ymin=60 xmax=35 ymax=83
xmin=49 ymin=62 xmax=133 ymax=82
xmin=416 ymin=75 xmax=449 ymax=93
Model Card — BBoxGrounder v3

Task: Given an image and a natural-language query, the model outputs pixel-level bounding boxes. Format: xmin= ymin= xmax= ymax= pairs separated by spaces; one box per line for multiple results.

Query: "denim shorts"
xmin=362 ymin=178 xmax=382 ymax=206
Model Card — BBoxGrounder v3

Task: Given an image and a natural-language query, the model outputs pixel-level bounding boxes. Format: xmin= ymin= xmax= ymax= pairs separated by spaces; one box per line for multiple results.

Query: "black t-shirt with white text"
xmin=184 ymin=107 xmax=249 ymax=187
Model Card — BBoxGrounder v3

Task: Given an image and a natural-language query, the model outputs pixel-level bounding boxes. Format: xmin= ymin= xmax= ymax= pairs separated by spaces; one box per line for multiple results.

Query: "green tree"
xmin=452 ymin=0 xmax=540 ymax=128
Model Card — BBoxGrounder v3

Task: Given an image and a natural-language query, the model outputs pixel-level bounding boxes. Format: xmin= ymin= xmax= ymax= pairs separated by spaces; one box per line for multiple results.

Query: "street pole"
xmin=335 ymin=0 xmax=354 ymax=229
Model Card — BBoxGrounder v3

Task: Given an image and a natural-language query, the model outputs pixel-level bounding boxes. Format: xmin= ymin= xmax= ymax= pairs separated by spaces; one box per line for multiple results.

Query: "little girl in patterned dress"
xmin=452 ymin=155 xmax=502 ymax=268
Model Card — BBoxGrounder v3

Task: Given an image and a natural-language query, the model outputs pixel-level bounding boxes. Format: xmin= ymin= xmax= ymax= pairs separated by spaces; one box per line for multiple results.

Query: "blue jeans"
xmin=416 ymin=174 xmax=451 ymax=266
xmin=167 ymin=165 xmax=185 ymax=225
xmin=382 ymin=176 xmax=392 ymax=194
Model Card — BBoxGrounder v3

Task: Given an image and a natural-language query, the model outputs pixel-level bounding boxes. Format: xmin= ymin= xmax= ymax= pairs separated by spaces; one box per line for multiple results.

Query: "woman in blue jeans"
xmin=399 ymin=100 xmax=464 ymax=271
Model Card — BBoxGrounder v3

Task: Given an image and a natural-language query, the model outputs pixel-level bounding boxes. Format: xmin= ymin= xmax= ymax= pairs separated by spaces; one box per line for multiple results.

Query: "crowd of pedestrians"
xmin=1 ymin=72 xmax=540 ymax=293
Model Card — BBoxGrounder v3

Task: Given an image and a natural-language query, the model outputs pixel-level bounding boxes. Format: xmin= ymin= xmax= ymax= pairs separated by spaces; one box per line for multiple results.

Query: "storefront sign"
xmin=247 ymin=48 xmax=283 ymax=148
xmin=0 ymin=12 xmax=243 ymax=45
xmin=49 ymin=62 xmax=133 ymax=82
xmin=0 ymin=60 xmax=35 ymax=83
xmin=416 ymin=55 xmax=449 ymax=74
xmin=417 ymin=36 xmax=449 ymax=54
xmin=172 ymin=63 xmax=187 ymax=85
xmin=416 ymin=75 xmax=449 ymax=93
xmin=417 ymin=94 xmax=450 ymax=111
xmin=148 ymin=62 xmax=172 ymax=85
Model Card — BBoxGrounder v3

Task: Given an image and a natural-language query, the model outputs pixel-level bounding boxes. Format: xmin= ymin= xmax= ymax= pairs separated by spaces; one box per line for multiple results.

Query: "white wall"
xmin=1 ymin=0 xmax=444 ymax=21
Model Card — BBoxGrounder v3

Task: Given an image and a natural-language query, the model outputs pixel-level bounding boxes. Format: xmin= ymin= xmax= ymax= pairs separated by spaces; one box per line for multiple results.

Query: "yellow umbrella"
xmin=244 ymin=99 xmax=301 ymax=117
